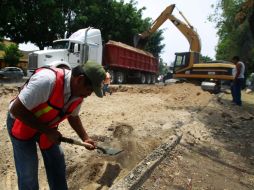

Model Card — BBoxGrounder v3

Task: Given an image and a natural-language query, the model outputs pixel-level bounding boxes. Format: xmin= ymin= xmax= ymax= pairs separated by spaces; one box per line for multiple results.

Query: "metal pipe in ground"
xmin=109 ymin=134 xmax=182 ymax=190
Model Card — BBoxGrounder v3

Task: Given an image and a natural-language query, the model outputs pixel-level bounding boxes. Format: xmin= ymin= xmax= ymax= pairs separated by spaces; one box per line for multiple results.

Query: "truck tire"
xmin=213 ymin=83 xmax=221 ymax=94
xmin=151 ymin=75 xmax=156 ymax=84
xmin=109 ymin=70 xmax=115 ymax=84
xmin=116 ymin=71 xmax=125 ymax=84
xmin=140 ymin=73 xmax=146 ymax=84
xmin=146 ymin=74 xmax=151 ymax=84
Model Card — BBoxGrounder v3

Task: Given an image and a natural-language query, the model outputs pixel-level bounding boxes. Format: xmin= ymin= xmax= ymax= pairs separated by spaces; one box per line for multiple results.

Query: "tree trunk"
xmin=248 ymin=11 xmax=254 ymax=38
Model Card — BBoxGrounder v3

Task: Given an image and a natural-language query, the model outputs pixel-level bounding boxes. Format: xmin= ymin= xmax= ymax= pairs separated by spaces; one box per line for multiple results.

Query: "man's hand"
xmin=68 ymin=115 xmax=96 ymax=150
xmin=83 ymin=138 xmax=96 ymax=150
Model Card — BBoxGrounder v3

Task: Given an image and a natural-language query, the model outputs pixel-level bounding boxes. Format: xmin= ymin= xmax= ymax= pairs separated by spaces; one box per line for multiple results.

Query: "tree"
xmin=0 ymin=0 xmax=165 ymax=57
xmin=0 ymin=36 xmax=5 ymax=50
xmin=4 ymin=44 xmax=23 ymax=67
xmin=158 ymin=58 xmax=169 ymax=75
xmin=144 ymin=30 xmax=165 ymax=58
xmin=67 ymin=0 xmax=164 ymax=57
xmin=0 ymin=0 xmax=68 ymax=50
xmin=200 ymin=55 xmax=213 ymax=63
xmin=69 ymin=0 xmax=144 ymax=43
xmin=235 ymin=0 xmax=254 ymax=38
xmin=210 ymin=0 xmax=254 ymax=73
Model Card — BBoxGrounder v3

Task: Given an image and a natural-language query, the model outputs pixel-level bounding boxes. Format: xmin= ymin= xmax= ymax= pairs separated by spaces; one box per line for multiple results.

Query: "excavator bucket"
xmin=133 ymin=34 xmax=141 ymax=47
xmin=133 ymin=34 xmax=148 ymax=49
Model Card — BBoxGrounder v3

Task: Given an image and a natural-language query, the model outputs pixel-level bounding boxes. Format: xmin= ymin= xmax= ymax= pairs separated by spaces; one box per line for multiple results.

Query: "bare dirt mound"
xmin=1 ymin=83 xmax=253 ymax=190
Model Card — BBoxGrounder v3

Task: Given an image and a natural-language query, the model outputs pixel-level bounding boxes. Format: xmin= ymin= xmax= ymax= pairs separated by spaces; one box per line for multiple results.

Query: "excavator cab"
xmin=174 ymin=52 xmax=190 ymax=70
xmin=173 ymin=52 xmax=200 ymax=73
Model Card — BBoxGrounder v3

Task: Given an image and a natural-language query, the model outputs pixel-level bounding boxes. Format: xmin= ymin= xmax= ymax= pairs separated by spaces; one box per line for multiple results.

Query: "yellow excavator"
xmin=134 ymin=4 xmax=235 ymax=92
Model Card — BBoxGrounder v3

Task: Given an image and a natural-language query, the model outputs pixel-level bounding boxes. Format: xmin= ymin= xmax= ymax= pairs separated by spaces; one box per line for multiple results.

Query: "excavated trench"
xmin=65 ymin=121 xmax=181 ymax=190
xmin=0 ymin=83 xmax=218 ymax=189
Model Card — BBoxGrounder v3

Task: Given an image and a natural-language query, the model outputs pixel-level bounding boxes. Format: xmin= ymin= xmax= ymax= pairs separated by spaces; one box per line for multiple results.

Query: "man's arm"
xmin=10 ymin=97 xmax=62 ymax=144
xmin=67 ymin=115 xmax=95 ymax=150
xmin=235 ymin=62 xmax=242 ymax=79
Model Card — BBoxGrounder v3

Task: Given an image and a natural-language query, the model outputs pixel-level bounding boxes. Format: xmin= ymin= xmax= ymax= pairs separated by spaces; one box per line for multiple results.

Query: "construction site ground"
xmin=0 ymin=81 xmax=254 ymax=190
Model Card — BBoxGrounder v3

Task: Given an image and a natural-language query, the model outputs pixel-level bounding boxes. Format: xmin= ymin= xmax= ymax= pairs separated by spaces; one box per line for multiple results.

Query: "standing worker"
xmin=231 ymin=56 xmax=245 ymax=106
xmin=102 ymin=71 xmax=112 ymax=96
xmin=7 ymin=61 xmax=106 ymax=190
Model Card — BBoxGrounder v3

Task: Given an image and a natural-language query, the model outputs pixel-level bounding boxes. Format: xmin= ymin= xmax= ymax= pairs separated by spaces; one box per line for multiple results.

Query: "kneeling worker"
xmin=7 ymin=61 xmax=106 ymax=190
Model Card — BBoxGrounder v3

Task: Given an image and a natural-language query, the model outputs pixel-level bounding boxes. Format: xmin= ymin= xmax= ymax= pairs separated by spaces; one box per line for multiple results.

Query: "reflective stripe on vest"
xmin=11 ymin=67 xmax=83 ymax=149
xmin=34 ymin=105 xmax=53 ymax=117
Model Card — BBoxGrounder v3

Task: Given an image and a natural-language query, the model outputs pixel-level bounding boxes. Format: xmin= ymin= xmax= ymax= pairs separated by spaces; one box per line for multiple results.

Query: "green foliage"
xmin=0 ymin=37 xmax=5 ymax=50
xmin=210 ymin=0 xmax=254 ymax=74
xmin=68 ymin=1 xmax=144 ymax=43
xmin=158 ymin=58 xmax=168 ymax=75
xmin=66 ymin=0 xmax=164 ymax=57
xmin=4 ymin=44 xmax=23 ymax=66
xmin=144 ymin=30 xmax=165 ymax=58
xmin=0 ymin=0 xmax=67 ymax=49
xmin=200 ymin=55 xmax=213 ymax=63
xmin=0 ymin=0 xmax=165 ymax=57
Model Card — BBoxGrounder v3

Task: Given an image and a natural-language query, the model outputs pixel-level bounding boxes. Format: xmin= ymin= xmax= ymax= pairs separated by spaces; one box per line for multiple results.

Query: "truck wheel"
xmin=146 ymin=74 xmax=151 ymax=84
xmin=213 ymin=83 xmax=221 ymax=94
xmin=151 ymin=75 xmax=156 ymax=84
xmin=140 ymin=73 xmax=146 ymax=84
xmin=109 ymin=70 xmax=115 ymax=84
xmin=116 ymin=71 xmax=125 ymax=84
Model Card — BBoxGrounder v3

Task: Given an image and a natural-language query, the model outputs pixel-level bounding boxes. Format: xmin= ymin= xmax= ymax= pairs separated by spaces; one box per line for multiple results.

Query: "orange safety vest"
xmin=11 ymin=67 xmax=83 ymax=149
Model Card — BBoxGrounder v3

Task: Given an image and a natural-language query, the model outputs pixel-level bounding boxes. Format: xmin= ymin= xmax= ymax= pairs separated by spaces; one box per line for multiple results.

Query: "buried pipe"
xmin=109 ymin=134 xmax=182 ymax=190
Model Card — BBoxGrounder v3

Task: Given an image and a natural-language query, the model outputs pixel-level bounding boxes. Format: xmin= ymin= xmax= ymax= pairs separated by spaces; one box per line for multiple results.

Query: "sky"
xmin=19 ymin=0 xmax=219 ymax=65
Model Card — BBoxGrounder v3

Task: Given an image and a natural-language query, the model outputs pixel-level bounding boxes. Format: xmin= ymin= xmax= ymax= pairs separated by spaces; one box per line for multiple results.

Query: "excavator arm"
xmin=134 ymin=5 xmax=175 ymax=41
xmin=134 ymin=4 xmax=201 ymax=53
xmin=168 ymin=14 xmax=201 ymax=52
xmin=134 ymin=4 xmax=235 ymax=92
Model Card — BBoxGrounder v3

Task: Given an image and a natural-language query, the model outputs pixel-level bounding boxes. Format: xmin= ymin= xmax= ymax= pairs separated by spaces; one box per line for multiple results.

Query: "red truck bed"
xmin=103 ymin=40 xmax=158 ymax=74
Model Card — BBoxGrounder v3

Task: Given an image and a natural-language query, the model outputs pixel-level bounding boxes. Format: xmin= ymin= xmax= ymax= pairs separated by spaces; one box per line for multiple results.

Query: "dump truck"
xmin=27 ymin=28 xmax=158 ymax=84
xmin=103 ymin=40 xmax=158 ymax=84
xmin=134 ymin=4 xmax=235 ymax=92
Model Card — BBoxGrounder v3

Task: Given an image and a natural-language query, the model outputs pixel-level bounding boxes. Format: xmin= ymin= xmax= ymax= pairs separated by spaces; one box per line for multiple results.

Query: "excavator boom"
xmin=168 ymin=14 xmax=201 ymax=52
xmin=134 ymin=4 xmax=201 ymax=52
xmin=134 ymin=4 xmax=175 ymax=48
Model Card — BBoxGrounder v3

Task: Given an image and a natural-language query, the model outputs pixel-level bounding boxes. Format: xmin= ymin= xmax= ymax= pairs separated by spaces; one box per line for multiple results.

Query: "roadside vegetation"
xmin=0 ymin=0 xmax=253 ymax=74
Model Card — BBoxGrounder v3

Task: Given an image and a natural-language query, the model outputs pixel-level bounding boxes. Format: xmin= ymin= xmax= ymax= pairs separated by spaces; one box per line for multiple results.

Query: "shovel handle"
xmin=61 ymin=136 xmax=94 ymax=149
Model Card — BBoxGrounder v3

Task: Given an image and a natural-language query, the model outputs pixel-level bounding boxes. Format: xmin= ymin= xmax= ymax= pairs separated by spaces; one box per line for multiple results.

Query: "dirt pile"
xmin=0 ymin=82 xmax=253 ymax=190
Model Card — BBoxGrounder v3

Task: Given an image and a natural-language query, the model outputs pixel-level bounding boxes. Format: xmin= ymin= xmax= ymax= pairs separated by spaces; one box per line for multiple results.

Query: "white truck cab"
xmin=27 ymin=28 xmax=102 ymax=76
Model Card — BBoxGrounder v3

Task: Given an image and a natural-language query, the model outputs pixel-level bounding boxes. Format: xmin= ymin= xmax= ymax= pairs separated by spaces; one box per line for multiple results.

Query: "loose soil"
xmin=0 ymin=82 xmax=253 ymax=190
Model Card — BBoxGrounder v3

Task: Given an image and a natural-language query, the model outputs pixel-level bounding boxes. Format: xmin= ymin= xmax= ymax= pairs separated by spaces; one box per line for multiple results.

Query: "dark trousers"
xmin=6 ymin=113 xmax=68 ymax=190
xmin=103 ymin=84 xmax=111 ymax=96
xmin=231 ymin=78 xmax=244 ymax=106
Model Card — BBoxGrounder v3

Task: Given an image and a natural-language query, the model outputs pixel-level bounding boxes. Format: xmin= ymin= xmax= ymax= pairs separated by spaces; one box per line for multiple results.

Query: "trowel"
xmin=61 ymin=136 xmax=123 ymax=156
